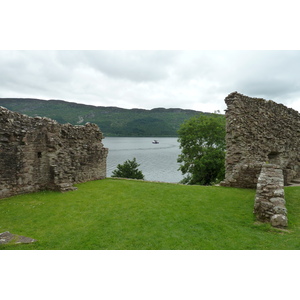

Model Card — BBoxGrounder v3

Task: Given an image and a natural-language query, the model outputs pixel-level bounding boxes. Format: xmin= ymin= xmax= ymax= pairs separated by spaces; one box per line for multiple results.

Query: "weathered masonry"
xmin=0 ymin=106 xmax=108 ymax=199
xmin=221 ymin=92 xmax=300 ymax=189
xmin=254 ymin=164 xmax=288 ymax=227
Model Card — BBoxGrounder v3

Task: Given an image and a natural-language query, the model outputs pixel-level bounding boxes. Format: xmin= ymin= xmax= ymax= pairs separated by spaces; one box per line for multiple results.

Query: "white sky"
xmin=1 ymin=1 xmax=300 ymax=114
xmin=2 ymin=50 xmax=300 ymax=113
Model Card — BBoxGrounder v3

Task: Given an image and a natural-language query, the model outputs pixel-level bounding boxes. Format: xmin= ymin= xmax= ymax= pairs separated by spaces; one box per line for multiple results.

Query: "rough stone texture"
xmin=221 ymin=92 xmax=300 ymax=188
xmin=0 ymin=106 xmax=108 ymax=199
xmin=254 ymin=164 xmax=288 ymax=227
xmin=0 ymin=231 xmax=37 ymax=244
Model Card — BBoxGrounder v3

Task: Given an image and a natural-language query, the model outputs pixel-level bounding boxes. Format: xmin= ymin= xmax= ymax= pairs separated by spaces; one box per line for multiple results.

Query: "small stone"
xmin=0 ymin=231 xmax=37 ymax=245
xmin=274 ymin=189 xmax=285 ymax=197
xmin=269 ymin=197 xmax=286 ymax=206
xmin=270 ymin=215 xmax=288 ymax=227
xmin=273 ymin=206 xmax=287 ymax=215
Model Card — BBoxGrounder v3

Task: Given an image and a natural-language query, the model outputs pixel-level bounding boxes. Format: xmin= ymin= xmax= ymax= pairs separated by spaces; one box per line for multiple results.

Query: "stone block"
xmin=270 ymin=214 xmax=288 ymax=228
xmin=269 ymin=197 xmax=286 ymax=206
xmin=274 ymin=189 xmax=285 ymax=197
xmin=273 ymin=206 xmax=287 ymax=215
xmin=0 ymin=231 xmax=37 ymax=245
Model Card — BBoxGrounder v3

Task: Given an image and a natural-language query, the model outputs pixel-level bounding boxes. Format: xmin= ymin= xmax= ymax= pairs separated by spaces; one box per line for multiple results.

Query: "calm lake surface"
xmin=103 ymin=137 xmax=184 ymax=183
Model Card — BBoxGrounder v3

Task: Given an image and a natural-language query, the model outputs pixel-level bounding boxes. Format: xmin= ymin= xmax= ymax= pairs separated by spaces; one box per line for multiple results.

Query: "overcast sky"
xmin=1 ymin=50 xmax=300 ymax=113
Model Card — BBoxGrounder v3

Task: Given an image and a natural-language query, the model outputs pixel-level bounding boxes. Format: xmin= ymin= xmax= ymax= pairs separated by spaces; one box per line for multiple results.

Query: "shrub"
xmin=111 ymin=158 xmax=144 ymax=180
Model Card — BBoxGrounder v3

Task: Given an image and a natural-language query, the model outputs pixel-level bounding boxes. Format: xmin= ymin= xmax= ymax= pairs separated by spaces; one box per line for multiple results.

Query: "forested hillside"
xmin=0 ymin=98 xmax=209 ymax=136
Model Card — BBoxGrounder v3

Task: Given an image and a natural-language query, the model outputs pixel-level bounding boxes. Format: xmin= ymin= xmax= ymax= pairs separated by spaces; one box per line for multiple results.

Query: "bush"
xmin=111 ymin=158 xmax=144 ymax=180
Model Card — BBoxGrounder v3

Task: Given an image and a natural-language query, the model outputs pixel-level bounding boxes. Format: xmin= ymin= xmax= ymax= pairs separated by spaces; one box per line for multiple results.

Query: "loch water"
xmin=103 ymin=137 xmax=184 ymax=183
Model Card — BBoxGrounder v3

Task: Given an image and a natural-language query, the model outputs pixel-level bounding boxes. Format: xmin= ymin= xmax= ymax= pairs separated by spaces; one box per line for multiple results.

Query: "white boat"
xmin=152 ymin=140 xmax=159 ymax=144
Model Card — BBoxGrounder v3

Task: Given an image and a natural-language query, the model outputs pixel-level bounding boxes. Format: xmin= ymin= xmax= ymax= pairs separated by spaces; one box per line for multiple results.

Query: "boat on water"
xmin=152 ymin=140 xmax=159 ymax=144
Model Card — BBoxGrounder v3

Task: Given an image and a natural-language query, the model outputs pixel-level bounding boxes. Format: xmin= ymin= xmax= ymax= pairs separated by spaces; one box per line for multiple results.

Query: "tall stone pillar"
xmin=254 ymin=164 xmax=287 ymax=227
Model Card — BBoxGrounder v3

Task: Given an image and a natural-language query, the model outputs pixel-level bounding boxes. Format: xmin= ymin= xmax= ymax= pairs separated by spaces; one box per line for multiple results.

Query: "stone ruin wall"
xmin=0 ymin=106 xmax=108 ymax=199
xmin=221 ymin=92 xmax=300 ymax=189
xmin=254 ymin=164 xmax=288 ymax=227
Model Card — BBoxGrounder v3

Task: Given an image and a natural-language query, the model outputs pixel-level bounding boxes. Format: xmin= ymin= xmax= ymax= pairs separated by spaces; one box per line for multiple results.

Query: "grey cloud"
xmin=1 ymin=50 xmax=300 ymax=113
xmin=237 ymin=78 xmax=300 ymax=100
xmin=0 ymin=51 xmax=71 ymax=95
xmin=173 ymin=51 xmax=231 ymax=81
xmin=81 ymin=50 xmax=180 ymax=82
xmin=229 ymin=51 xmax=300 ymax=103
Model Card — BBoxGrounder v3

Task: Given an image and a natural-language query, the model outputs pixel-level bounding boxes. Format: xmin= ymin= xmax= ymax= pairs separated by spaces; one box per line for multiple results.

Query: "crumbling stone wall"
xmin=0 ymin=106 xmax=108 ymax=199
xmin=221 ymin=92 xmax=300 ymax=188
xmin=254 ymin=164 xmax=287 ymax=227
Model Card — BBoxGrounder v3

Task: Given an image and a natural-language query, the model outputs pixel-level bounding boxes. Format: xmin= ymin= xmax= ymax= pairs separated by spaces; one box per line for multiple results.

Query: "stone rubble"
xmin=0 ymin=231 xmax=37 ymax=245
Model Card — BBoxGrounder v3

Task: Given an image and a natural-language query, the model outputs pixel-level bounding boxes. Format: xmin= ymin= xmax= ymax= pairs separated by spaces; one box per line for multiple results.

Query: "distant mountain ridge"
xmin=0 ymin=98 xmax=209 ymax=137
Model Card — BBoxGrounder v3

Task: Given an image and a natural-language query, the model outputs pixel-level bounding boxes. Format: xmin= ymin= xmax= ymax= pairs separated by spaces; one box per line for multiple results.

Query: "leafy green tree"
xmin=112 ymin=158 xmax=145 ymax=180
xmin=177 ymin=114 xmax=226 ymax=185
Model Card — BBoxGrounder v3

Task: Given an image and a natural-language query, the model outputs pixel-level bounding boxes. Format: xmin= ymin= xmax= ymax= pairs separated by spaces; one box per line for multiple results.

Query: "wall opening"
xmin=268 ymin=152 xmax=280 ymax=164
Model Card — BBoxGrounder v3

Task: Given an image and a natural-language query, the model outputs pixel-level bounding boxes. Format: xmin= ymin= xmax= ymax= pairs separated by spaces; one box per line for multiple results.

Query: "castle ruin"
xmin=221 ymin=92 xmax=300 ymax=227
xmin=0 ymin=106 xmax=108 ymax=199
xmin=221 ymin=92 xmax=300 ymax=189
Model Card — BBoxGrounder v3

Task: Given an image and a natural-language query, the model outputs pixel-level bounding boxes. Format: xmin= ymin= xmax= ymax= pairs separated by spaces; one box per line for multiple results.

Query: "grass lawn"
xmin=1 ymin=178 xmax=300 ymax=250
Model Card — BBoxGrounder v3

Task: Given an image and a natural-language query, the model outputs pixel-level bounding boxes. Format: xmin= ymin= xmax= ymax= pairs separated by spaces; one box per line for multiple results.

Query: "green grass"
xmin=1 ymin=179 xmax=300 ymax=250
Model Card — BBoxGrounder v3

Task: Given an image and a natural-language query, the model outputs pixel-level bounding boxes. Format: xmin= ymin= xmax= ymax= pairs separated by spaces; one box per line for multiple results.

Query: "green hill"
xmin=0 ymin=98 xmax=208 ymax=137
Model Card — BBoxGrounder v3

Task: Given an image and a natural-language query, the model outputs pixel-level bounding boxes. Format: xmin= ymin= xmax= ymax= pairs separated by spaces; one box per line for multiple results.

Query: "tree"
xmin=111 ymin=158 xmax=145 ymax=180
xmin=177 ymin=114 xmax=226 ymax=185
